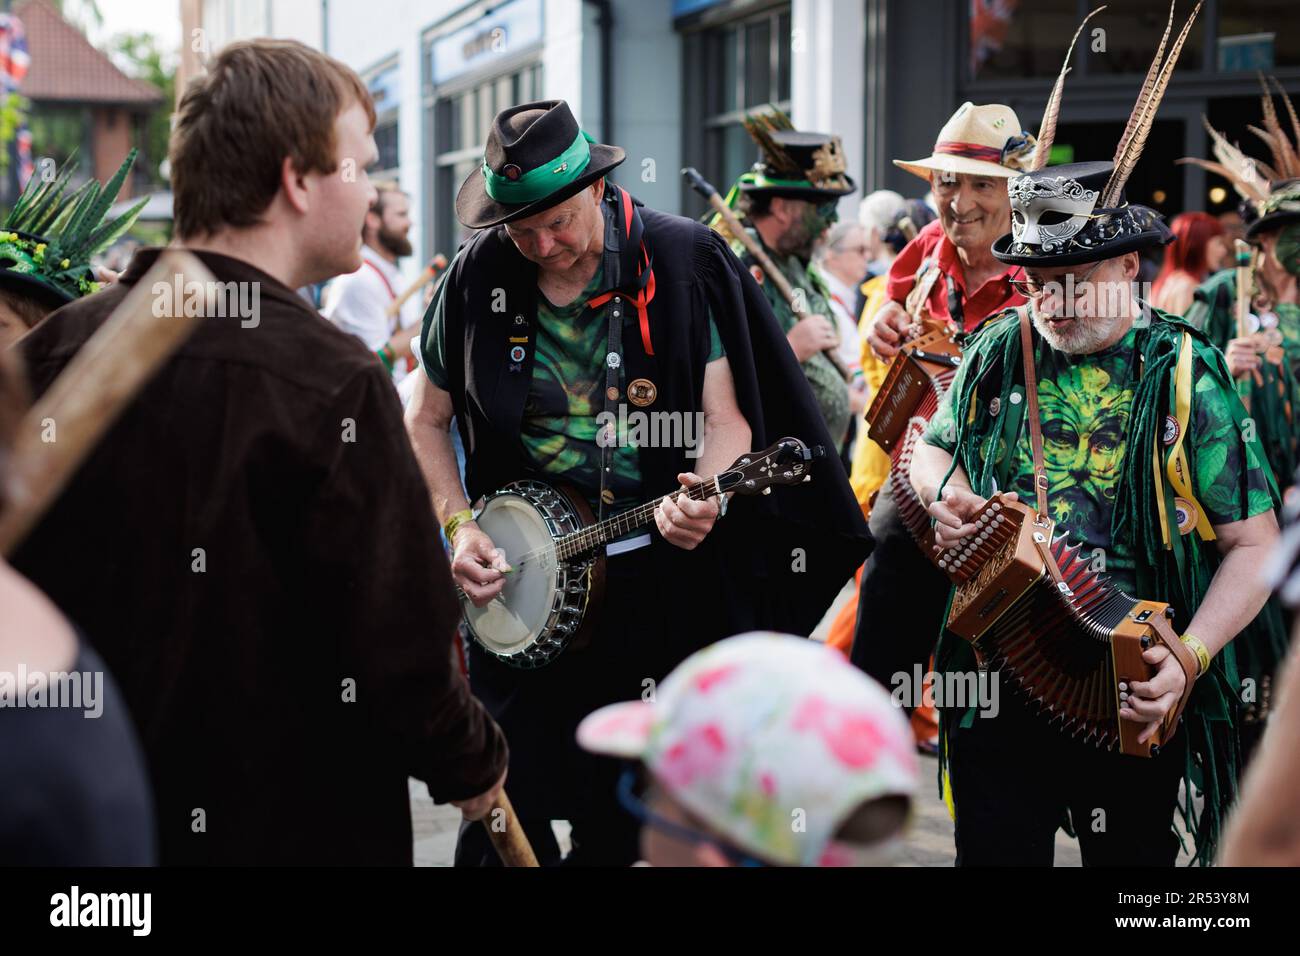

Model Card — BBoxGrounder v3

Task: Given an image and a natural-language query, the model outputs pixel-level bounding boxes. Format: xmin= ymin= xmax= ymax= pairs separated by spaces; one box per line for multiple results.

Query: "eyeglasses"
xmin=616 ymin=767 xmax=769 ymax=867
xmin=1008 ymin=260 xmax=1107 ymax=299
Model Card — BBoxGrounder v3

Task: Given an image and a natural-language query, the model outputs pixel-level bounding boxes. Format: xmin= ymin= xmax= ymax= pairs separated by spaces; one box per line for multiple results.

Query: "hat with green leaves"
xmin=0 ymin=149 xmax=146 ymax=310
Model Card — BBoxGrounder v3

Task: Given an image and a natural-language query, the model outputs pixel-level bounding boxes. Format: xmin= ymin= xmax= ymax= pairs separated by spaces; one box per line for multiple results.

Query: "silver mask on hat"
xmin=1008 ymin=175 xmax=1100 ymax=251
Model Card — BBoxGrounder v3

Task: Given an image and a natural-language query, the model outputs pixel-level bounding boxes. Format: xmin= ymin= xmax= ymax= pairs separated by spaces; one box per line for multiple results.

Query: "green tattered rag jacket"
xmin=933 ymin=307 xmax=1281 ymax=865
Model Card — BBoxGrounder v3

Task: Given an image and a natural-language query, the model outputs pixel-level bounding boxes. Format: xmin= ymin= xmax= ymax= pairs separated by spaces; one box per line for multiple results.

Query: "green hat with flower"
xmin=0 ymin=149 xmax=146 ymax=309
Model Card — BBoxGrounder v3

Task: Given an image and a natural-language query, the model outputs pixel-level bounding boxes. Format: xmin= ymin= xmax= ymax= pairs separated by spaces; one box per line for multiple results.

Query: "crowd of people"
xmin=3 ymin=8 xmax=1300 ymax=869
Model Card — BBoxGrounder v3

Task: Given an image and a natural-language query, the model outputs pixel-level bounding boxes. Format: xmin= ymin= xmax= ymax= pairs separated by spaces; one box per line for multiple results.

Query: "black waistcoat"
xmin=440 ymin=185 xmax=714 ymax=501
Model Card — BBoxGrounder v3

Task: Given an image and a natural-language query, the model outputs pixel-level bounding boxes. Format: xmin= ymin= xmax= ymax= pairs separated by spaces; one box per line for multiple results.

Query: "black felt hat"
xmin=455 ymin=100 xmax=626 ymax=230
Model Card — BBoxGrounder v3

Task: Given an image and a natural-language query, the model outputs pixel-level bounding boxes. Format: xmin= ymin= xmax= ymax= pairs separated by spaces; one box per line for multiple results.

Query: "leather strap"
xmin=905 ymin=263 xmax=944 ymax=328
xmin=1016 ymin=307 xmax=1050 ymax=525
xmin=598 ymin=302 xmax=623 ymax=521
xmin=1156 ymin=626 xmax=1202 ymax=736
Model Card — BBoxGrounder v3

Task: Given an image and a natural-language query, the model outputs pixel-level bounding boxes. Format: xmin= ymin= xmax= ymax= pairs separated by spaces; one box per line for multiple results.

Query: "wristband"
xmin=1179 ymin=633 xmax=1211 ymax=678
xmin=377 ymin=344 xmax=395 ymax=374
xmin=443 ymin=508 xmax=475 ymax=543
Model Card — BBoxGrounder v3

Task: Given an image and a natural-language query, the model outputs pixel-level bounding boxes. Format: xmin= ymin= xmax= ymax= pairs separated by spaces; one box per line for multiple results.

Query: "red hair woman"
xmin=1153 ymin=211 xmax=1224 ymax=315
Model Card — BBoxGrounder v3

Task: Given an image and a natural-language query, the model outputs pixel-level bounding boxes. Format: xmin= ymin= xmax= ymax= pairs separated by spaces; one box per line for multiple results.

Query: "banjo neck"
xmin=555 ymin=476 xmax=723 ymax=561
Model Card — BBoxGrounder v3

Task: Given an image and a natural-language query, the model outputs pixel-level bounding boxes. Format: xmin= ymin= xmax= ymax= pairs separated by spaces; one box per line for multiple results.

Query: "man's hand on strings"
xmin=656 ymin=472 xmax=720 ymax=551
xmin=451 ymin=524 xmax=511 ymax=607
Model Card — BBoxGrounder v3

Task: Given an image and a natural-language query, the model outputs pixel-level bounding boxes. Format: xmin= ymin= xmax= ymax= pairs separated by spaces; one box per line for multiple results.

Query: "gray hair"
xmin=858 ymin=190 xmax=907 ymax=237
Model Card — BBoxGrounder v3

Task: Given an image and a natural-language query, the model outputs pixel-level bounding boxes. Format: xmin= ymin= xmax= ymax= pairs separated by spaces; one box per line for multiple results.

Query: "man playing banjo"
xmin=405 ymin=100 xmax=869 ymax=866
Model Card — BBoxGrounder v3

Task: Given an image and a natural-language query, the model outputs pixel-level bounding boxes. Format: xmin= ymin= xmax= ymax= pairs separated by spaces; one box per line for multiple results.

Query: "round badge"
xmin=1261 ymin=311 xmax=1279 ymax=329
xmin=605 ymin=386 xmax=619 ymax=401
xmin=1162 ymin=415 xmax=1180 ymax=446
xmin=509 ymin=346 xmax=526 ymax=363
xmin=1247 ymin=312 xmax=1262 ymax=333
xmin=502 ymin=163 xmax=522 ymax=181
xmin=606 ymin=352 xmax=621 ymax=369
xmin=749 ymin=265 xmax=765 ymax=286
xmin=1174 ymin=497 xmax=1198 ymax=535
xmin=1009 ymin=391 xmax=1022 ymax=405
xmin=988 ymin=397 xmax=1001 ymax=416
xmin=628 ymin=378 xmax=658 ymax=407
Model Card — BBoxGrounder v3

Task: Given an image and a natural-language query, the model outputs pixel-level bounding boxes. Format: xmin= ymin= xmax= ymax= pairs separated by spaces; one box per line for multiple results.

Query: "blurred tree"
xmin=45 ymin=0 xmax=103 ymax=34
xmin=107 ymin=32 xmax=173 ymax=187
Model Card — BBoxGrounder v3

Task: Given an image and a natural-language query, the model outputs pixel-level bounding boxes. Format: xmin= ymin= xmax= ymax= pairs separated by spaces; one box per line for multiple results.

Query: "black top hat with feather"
xmin=992 ymin=3 xmax=1198 ymax=268
xmin=732 ymin=106 xmax=855 ymax=202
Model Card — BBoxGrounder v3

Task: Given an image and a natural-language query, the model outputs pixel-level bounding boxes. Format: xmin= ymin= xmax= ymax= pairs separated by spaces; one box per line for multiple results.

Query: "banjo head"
xmin=462 ymin=491 xmax=561 ymax=661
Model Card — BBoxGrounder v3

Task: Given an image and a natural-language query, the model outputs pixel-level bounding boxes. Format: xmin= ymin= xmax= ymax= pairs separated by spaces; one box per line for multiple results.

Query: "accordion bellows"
xmin=866 ymin=320 xmax=961 ymax=553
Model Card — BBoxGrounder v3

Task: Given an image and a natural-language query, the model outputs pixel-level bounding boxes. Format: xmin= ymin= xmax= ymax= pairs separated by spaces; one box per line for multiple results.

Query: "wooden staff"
xmin=682 ymin=167 xmax=852 ymax=381
xmin=1233 ymin=238 xmax=1264 ymax=396
xmin=485 ymin=791 xmax=539 ymax=867
xmin=0 ymin=251 xmax=213 ymax=556
xmin=1234 ymin=239 xmax=1254 ymax=340
xmin=385 ymin=254 xmax=449 ymax=319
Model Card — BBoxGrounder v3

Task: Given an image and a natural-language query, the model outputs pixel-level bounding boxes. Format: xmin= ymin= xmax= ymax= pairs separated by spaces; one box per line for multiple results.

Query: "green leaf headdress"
xmin=0 ymin=148 xmax=147 ymax=307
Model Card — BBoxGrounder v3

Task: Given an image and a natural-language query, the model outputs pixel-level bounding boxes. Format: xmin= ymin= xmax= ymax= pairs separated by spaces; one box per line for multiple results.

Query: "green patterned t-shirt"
xmin=422 ymin=261 xmax=724 ymax=514
xmin=925 ymin=324 xmax=1273 ymax=594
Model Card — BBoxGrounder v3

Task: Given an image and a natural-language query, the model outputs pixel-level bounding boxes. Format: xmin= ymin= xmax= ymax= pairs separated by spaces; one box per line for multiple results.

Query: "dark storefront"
xmin=872 ymin=0 xmax=1299 ymax=218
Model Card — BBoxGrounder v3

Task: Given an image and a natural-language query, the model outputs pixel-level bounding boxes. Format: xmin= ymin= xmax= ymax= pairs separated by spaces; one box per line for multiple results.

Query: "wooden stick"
xmin=0 ymin=251 xmax=213 ymax=556
xmin=1234 ymin=239 xmax=1254 ymax=340
xmin=385 ymin=254 xmax=449 ymax=319
xmin=485 ymin=790 xmax=539 ymax=867
xmin=682 ymin=167 xmax=852 ymax=381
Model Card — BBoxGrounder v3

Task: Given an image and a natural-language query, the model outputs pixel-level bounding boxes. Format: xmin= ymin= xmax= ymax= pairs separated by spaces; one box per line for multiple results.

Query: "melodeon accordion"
xmin=936 ymin=494 xmax=1198 ymax=757
xmin=864 ymin=319 xmax=961 ymax=549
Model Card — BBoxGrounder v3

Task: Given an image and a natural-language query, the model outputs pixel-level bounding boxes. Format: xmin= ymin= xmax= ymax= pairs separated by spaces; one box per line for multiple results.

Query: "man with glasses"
xmin=851 ymin=103 xmax=1033 ymax=743
xmin=909 ymin=159 xmax=1279 ymax=865
xmin=718 ymin=113 xmax=857 ymax=447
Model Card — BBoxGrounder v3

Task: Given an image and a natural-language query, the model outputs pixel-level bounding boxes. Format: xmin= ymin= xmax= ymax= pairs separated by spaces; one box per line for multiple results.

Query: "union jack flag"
xmin=0 ymin=13 xmax=33 ymax=188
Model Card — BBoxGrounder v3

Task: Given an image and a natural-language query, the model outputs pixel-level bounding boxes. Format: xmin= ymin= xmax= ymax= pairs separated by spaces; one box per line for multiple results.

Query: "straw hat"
xmin=893 ymin=102 xmax=1036 ymax=182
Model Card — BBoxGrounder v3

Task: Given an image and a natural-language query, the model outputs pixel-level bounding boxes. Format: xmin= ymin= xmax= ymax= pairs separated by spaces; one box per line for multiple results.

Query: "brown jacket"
xmin=13 ymin=249 xmax=506 ymax=865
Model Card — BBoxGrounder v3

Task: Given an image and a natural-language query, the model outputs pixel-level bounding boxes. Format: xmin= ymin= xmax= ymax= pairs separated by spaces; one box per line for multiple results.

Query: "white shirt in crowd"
xmin=322 ymin=244 xmax=423 ymax=384
xmin=821 ymin=269 xmax=864 ymax=375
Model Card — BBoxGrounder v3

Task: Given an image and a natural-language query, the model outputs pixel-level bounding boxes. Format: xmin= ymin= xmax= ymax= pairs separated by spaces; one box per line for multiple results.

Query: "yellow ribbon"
xmin=1164 ymin=333 xmax=1215 ymax=541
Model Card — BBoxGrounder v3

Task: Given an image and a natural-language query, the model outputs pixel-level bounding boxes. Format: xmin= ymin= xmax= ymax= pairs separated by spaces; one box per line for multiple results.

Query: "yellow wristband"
xmin=1180 ymin=633 xmax=1211 ymax=678
xmin=443 ymin=508 xmax=474 ymax=543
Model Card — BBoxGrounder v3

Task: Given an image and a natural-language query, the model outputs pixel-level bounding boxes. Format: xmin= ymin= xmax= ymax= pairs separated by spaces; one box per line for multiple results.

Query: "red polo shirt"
xmin=885 ymin=219 xmax=1026 ymax=333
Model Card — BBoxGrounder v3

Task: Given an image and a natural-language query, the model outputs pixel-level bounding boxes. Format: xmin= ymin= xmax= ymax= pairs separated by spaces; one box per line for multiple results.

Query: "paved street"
xmin=409 ymin=752 xmax=1085 ymax=866
xmin=412 ymin=581 xmax=1087 ymax=866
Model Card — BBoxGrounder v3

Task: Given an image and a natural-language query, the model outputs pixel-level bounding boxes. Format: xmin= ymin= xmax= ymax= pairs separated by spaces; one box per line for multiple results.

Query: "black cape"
xmin=428 ymin=183 xmax=872 ymax=640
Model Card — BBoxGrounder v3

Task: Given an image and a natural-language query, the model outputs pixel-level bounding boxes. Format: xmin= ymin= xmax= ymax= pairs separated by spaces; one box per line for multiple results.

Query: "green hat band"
xmin=482 ymin=130 xmax=595 ymax=204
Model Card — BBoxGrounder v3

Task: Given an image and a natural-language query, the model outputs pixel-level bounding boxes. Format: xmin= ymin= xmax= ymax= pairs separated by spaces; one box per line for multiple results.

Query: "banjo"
xmin=458 ymin=437 xmax=823 ymax=669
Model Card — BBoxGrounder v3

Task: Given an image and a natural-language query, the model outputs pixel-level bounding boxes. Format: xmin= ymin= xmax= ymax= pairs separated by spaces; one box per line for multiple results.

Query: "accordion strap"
xmin=1016 ymin=307 xmax=1050 ymax=525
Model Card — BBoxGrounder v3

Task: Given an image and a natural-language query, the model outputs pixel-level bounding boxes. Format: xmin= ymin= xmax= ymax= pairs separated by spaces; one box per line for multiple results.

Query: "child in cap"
xmin=577 ymin=631 xmax=918 ymax=866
